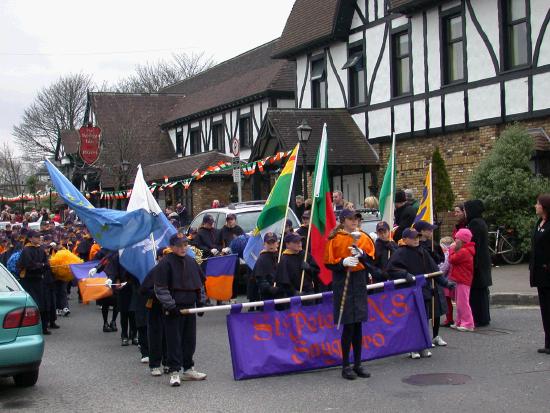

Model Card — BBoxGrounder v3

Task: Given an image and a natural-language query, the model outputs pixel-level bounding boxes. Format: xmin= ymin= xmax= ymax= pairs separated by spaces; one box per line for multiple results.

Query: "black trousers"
xmin=537 ymin=287 xmax=550 ymax=348
xmin=470 ymin=287 xmax=491 ymax=327
xmin=55 ymin=280 xmax=68 ymax=310
xmin=341 ymin=322 xmax=362 ymax=368
xmin=118 ymin=286 xmax=135 ymax=339
xmin=147 ymin=305 xmax=167 ymax=368
xmin=164 ymin=312 xmax=196 ymax=372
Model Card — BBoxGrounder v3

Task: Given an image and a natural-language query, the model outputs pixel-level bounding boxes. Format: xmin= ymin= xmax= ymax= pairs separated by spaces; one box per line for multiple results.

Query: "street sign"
xmin=232 ymin=156 xmax=241 ymax=183
xmin=231 ymin=138 xmax=240 ymax=157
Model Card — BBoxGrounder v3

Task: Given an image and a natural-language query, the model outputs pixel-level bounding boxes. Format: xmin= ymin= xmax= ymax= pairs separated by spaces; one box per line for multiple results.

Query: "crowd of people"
xmin=2 ymin=188 xmax=549 ymax=386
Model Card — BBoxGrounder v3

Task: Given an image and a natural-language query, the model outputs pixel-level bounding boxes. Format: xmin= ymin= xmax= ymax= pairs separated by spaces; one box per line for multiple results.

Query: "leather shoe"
xmin=102 ymin=323 xmax=112 ymax=333
xmin=341 ymin=366 xmax=357 ymax=380
xmin=353 ymin=365 xmax=371 ymax=378
xmin=49 ymin=323 xmax=60 ymax=329
xmin=42 ymin=329 xmax=51 ymax=335
xmin=121 ymin=338 xmax=129 ymax=346
xmin=537 ymin=348 xmax=550 ymax=354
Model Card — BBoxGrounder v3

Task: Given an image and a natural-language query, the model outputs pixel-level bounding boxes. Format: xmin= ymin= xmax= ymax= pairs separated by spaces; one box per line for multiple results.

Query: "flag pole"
xmin=389 ymin=132 xmax=396 ymax=229
xmin=429 ymin=161 xmax=435 ymax=328
xmin=277 ymin=143 xmax=300 ymax=263
xmin=299 ymin=184 xmax=316 ymax=293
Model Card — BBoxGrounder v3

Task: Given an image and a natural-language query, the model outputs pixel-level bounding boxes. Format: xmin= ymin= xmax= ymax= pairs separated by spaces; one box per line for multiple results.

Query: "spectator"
xmin=176 ymin=202 xmax=189 ymax=227
xmin=364 ymin=196 xmax=379 ymax=210
xmin=333 ymin=191 xmax=345 ymax=217
xmin=293 ymin=195 xmax=305 ymax=221
xmin=405 ymin=189 xmax=420 ymax=211
xmin=452 ymin=203 xmax=467 ymax=238
xmin=393 ymin=189 xmax=417 ymax=242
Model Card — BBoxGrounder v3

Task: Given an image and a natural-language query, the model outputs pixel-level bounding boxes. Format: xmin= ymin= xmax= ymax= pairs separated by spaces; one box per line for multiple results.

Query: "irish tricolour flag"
xmin=379 ymin=133 xmax=396 ymax=229
xmin=243 ymin=144 xmax=299 ymax=269
xmin=310 ymin=124 xmax=337 ymax=285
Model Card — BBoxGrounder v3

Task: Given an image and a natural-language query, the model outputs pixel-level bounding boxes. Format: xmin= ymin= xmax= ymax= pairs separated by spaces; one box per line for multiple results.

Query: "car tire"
xmin=13 ymin=369 xmax=39 ymax=387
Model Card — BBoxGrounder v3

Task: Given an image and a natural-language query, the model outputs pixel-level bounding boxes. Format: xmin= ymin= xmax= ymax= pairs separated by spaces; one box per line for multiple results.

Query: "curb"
xmin=490 ymin=293 xmax=539 ymax=306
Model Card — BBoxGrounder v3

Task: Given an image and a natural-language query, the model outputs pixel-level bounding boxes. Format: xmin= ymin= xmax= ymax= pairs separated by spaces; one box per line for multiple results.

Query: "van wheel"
xmin=13 ymin=369 xmax=39 ymax=387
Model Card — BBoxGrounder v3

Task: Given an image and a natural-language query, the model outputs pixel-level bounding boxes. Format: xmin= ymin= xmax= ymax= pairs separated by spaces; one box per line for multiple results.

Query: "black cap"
xmin=339 ymin=208 xmax=362 ymax=222
xmin=284 ymin=232 xmax=302 ymax=244
xmin=226 ymin=213 xmax=237 ymax=220
xmin=413 ymin=220 xmax=437 ymax=232
xmin=376 ymin=221 xmax=390 ymax=232
xmin=395 ymin=190 xmax=407 ymax=203
xmin=263 ymin=232 xmax=278 ymax=243
xmin=169 ymin=233 xmax=188 ymax=246
xmin=27 ymin=230 xmax=40 ymax=238
xmin=402 ymin=228 xmax=420 ymax=239
xmin=202 ymin=214 xmax=215 ymax=224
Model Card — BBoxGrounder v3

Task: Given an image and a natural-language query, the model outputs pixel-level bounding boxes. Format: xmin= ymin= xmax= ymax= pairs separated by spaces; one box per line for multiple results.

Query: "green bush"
xmin=470 ymin=124 xmax=550 ymax=252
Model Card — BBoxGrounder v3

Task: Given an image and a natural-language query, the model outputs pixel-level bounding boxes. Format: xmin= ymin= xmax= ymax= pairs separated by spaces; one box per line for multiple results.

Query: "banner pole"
xmin=180 ymin=271 xmax=443 ymax=315
xmin=299 ymin=191 xmax=317 ymax=293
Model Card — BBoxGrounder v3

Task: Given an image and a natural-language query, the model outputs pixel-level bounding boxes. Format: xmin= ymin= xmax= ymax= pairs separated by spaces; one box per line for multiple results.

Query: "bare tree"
xmin=0 ymin=143 xmax=26 ymax=196
xmin=114 ymin=51 xmax=214 ymax=93
xmin=12 ymin=73 xmax=92 ymax=161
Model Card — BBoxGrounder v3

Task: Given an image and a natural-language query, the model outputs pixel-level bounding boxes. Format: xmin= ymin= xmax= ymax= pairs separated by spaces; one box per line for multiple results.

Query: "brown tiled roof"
xmin=529 ymin=128 xmax=550 ymax=151
xmin=60 ymin=130 xmax=80 ymax=154
xmin=251 ymin=108 xmax=379 ymax=167
xmin=90 ymin=93 xmax=186 ymax=188
xmin=160 ymin=40 xmax=295 ymax=126
xmin=142 ymin=151 xmax=233 ymax=182
xmin=272 ymin=0 xmax=355 ymax=59
xmin=390 ymin=0 xmax=444 ymax=13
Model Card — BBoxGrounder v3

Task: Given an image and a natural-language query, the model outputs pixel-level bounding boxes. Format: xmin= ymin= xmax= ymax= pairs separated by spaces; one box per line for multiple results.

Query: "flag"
xmin=414 ymin=163 xmax=434 ymax=224
xmin=119 ymin=165 xmax=178 ymax=283
xmin=310 ymin=124 xmax=337 ymax=285
xmin=243 ymin=144 xmax=299 ymax=269
xmin=69 ymin=261 xmax=106 ymax=281
xmin=204 ymin=254 xmax=238 ymax=301
xmin=69 ymin=261 xmax=112 ymax=304
xmin=379 ymin=133 xmax=396 ymax=228
xmin=44 ymin=159 xmax=165 ymax=251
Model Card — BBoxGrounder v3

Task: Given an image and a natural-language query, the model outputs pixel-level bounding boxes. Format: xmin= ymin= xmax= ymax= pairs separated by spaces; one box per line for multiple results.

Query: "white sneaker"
xmin=410 ymin=352 xmax=421 ymax=359
xmin=450 ymin=324 xmax=457 ymax=329
xmin=420 ymin=349 xmax=432 ymax=358
xmin=181 ymin=367 xmax=207 ymax=381
xmin=141 ymin=356 xmax=149 ymax=363
xmin=62 ymin=307 xmax=70 ymax=316
xmin=432 ymin=336 xmax=447 ymax=346
xmin=169 ymin=372 xmax=181 ymax=386
xmin=56 ymin=309 xmax=62 ymax=316
xmin=151 ymin=367 xmax=162 ymax=376
xmin=456 ymin=326 xmax=474 ymax=332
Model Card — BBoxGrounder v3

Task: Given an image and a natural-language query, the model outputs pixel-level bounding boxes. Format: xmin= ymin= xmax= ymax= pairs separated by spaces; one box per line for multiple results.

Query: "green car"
xmin=0 ymin=263 xmax=44 ymax=387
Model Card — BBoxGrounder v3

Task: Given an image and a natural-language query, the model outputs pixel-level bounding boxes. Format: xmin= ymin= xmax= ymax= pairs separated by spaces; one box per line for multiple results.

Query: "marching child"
xmin=449 ymin=228 xmax=476 ymax=332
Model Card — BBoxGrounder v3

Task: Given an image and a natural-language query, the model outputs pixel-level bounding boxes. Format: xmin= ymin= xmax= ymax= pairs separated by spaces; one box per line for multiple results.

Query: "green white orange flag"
xmin=243 ymin=144 xmax=299 ymax=269
xmin=379 ymin=133 xmax=396 ymax=229
xmin=310 ymin=124 xmax=337 ymax=285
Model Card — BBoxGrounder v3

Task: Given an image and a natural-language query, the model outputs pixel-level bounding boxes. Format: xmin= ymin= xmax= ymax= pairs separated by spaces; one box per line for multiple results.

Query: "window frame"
xmin=311 ymin=55 xmax=327 ymax=108
xmin=175 ymin=127 xmax=184 ymax=155
xmin=390 ymin=27 xmax=412 ymax=98
xmin=441 ymin=9 xmax=466 ymax=85
xmin=211 ymin=122 xmax=225 ymax=153
xmin=501 ymin=0 xmax=531 ymax=70
xmin=345 ymin=43 xmax=366 ymax=107
xmin=238 ymin=116 xmax=252 ymax=149
xmin=189 ymin=128 xmax=201 ymax=155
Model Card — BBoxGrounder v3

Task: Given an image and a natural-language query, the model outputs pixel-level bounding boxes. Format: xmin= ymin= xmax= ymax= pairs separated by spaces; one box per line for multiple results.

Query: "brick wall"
xmin=192 ymin=176 xmax=234 ymax=214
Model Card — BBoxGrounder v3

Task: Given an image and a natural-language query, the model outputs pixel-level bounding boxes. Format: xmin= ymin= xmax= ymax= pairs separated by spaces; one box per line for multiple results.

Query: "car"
xmin=357 ymin=208 xmax=382 ymax=237
xmin=0 ymin=264 xmax=45 ymax=387
xmin=187 ymin=201 xmax=300 ymax=234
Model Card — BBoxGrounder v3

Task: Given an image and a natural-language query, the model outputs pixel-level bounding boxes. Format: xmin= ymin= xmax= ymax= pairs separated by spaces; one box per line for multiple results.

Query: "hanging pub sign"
xmin=79 ymin=125 xmax=101 ymax=165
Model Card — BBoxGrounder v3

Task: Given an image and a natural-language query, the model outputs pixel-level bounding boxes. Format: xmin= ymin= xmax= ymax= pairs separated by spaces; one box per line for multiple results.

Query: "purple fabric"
xmin=227 ymin=276 xmax=431 ymax=380
xmin=69 ymin=260 xmax=107 ymax=280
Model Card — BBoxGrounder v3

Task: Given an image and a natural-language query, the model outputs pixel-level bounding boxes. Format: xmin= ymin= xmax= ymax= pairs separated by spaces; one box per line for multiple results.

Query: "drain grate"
xmin=402 ymin=373 xmax=472 ymax=386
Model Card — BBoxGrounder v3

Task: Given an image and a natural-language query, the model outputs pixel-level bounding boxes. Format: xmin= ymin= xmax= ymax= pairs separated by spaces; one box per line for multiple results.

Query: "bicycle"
xmin=487 ymin=226 xmax=524 ymax=265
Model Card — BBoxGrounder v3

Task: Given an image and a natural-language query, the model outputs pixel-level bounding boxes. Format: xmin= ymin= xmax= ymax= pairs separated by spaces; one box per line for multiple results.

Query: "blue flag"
xmin=243 ymin=234 xmax=263 ymax=270
xmin=45 ymin=159 xmax=166 ymax=251
xmin=118 ymin=165 xmax=178 ymax=283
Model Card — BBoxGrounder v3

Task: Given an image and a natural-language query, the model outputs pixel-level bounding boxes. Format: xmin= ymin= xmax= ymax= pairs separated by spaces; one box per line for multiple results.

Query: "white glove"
xmin=222 ymin=247 xmax=231 ymax=254
xmin=211 ymin=248 xmax=219 ymax=255
xmin=104 ymin=279 xmax=113 ymax=288
xmin=88 ymin=268 xmax=97 ymax=277
xmin=348 ymin=246 xmax=363 ymax=258
xmin=343 ymin=256 xmax=359 ymax=268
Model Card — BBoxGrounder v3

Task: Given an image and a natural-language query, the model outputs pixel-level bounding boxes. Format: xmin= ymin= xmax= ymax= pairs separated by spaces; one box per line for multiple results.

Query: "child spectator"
xmin=439 ymin=236 xmax=455 ymax=327
xmin=449 ymin=228 xmax=476 ymax=332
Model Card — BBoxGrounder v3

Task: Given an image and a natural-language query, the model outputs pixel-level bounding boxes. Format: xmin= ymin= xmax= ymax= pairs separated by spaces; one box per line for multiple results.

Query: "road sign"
xmin=232 ymin=156 xmax=241 ymax=183
xmin=231 ymin=138 xmax=240 ymax=157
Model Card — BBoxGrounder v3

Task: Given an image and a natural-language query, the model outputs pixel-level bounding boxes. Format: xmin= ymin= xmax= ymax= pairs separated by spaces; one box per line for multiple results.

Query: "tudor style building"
xmin=273 ymin=0 xmax=550 ymax=200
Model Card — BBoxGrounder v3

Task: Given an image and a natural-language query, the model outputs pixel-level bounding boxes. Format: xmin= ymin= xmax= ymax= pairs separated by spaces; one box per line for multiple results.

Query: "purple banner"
xmin=227 ymin=277 xmax=431 ymax=380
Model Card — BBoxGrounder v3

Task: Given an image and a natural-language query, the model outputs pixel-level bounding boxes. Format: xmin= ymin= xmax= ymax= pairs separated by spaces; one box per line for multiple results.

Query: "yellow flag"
xmin=414 ymin=163 xmax=433 ymax=224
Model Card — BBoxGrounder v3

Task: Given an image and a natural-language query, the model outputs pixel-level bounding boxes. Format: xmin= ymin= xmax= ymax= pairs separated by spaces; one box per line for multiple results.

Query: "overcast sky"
xmin=0 ymin=0 xmax=295 ymax=151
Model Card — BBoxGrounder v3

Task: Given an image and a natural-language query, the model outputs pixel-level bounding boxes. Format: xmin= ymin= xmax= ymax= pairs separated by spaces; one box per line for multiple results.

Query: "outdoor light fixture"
xmin=121 ymin=160 xmax=130 ymax=173
xmin=296 ymin=119 xmax=312 ymax=144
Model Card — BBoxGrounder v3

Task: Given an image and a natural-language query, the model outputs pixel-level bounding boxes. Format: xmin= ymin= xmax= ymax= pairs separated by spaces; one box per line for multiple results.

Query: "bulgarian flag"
xmin=310 ymin=124 xmax=337 ymax=285
xmin=379 ymin=133 xmax=396 ymax=229
xmin=243 ymin=144 xmax=299 ymax=269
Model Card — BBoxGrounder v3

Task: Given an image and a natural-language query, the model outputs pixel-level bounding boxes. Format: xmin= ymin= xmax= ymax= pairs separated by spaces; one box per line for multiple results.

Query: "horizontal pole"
xmin=180 ymin=271 xmax=443 ymax=315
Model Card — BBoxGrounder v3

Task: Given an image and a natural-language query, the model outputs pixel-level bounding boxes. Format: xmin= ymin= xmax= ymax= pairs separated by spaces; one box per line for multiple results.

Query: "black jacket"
xmin=394 ymin=202 xmax=417 ymax=242
xmin=296 ymin=225 xmax=309 ymax=250
xmin=275 ymin=250 xmax=319 ymax=296
xmin=196 ymin=226 xmax=221 ymax=257
xmin=252 ymin=250 xmax=278 ymax=298
xmin=530 ymin=218 xmax=550 ymax=288
xmin=152 ymin=253 xmax=204 ymax=310
xmin=419 ymin=239 xmax=445 ymax=265
xmin=218 ymin=225 xmax=244 ymax=249
xmin=18 ymin=244 xmax=49 ymax=280
xmin=374 ymin=238 xmax=397 ymax=274
xmin=464 ymin=200 xmax=492 ymax=288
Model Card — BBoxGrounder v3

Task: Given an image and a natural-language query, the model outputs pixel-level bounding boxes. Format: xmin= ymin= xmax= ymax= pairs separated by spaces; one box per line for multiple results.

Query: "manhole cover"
xmin=402 ymin=373 xmax=471 ymax=386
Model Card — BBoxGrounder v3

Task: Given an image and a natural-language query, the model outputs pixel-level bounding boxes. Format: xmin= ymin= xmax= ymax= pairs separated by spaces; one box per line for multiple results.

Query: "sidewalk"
xmin=490 ymin=263 xmax=538 ymax=306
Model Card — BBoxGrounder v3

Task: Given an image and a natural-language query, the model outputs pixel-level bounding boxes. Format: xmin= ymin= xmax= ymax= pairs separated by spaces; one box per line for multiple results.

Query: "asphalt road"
xmin=1 ymin=300 xmax=549 ymax=413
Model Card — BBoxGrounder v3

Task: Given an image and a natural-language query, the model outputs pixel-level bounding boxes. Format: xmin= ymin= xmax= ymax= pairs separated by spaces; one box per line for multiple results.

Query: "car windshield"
xmin=235 ymin=211 xmax=261 ymax=233
xmin=0 ymin=266 xmax=21 ymax=292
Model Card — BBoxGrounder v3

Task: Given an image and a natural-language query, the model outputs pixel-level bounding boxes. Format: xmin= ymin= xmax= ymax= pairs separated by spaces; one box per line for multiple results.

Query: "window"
xmin=311 ymin=58 xmax=327 ymax=108
xmin=443 ymin=13 xmax=465 ymax=84
xmin=175 ymin=128 xmax=183 ymax=155
xmin=189 ymin=129 xmax=201 ymax=155
xmin=502 ymin=0 xmax=529 ymax=69
xmin=391 ymin=30 xmax=411 ymax=96
xmin=212 ymin=123 xmax=225 ymax=152
xmin=344 ymin=46 xmax=365 ymax=106
xmin=239 ymin=117 xmax=252 ymax=149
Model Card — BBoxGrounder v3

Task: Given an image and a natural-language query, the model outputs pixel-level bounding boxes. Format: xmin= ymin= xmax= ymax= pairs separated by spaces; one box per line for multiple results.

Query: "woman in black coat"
xmin=531 ymin=194 xmax=550 ymax=354
xmin=464 ymin=200 xmax=492 ymax=327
